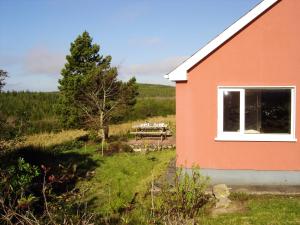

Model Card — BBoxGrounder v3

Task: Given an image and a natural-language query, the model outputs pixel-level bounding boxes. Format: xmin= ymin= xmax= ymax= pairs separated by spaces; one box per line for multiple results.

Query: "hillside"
xmin=0 ymin=83 xmax=175 ymax=135
xmin=137 ymin=83 xmax=175 ymax=98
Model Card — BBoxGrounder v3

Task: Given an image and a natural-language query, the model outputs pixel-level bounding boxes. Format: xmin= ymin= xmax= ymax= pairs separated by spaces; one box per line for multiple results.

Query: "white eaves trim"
xmin=165 ymin=0 xmax=279 ymax=81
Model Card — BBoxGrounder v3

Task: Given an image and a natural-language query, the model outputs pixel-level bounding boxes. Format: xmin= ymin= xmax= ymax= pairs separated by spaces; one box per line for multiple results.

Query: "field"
xmin=136 ymin=83 xmax=175 ymax=98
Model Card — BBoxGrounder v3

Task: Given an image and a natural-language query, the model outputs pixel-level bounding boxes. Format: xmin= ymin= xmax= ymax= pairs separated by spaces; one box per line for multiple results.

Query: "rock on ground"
xmin=213 ymin=184 xmax=232 ymax=208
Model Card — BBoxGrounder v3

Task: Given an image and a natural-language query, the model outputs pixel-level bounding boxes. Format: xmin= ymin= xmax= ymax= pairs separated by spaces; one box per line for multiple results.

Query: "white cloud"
xmin=119 ymin=56 xmax=187 ymax=76
xmin=24 ymin=46 xmax=65 ymax=75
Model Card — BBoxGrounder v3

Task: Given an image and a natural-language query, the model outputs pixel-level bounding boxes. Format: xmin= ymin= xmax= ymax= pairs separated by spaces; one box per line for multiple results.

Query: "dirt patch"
xmin=230 ymin=185 xmax=300 ymax=195
xmin=210 ymin=201 xmax=247 ymax=217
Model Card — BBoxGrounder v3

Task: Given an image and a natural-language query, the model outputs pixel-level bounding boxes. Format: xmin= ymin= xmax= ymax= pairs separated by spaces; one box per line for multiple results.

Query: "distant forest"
xmin=0 ymin=83 xmax=175 ymax=135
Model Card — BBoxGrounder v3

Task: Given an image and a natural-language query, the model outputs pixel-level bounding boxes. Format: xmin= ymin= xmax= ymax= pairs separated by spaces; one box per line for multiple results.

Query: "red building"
xmin=166 ymin=0 xmax=300 ymax=185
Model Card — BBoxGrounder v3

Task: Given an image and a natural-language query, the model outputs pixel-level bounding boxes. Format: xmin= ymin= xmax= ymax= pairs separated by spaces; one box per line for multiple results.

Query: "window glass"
xmin=245 ymin=90 xmax=261 ymax=133
xmin=245 ymin=89 xmax=291 ymax=134
xmin=223 ymin=91 xmax=240 ymax=132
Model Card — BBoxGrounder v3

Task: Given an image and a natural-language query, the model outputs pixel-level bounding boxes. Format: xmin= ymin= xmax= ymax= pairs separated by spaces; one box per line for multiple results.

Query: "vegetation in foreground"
xmin=0 ymin=131 xmax=178 ymax=224
xmin=1 ymin=128 xmax=299 ymax=224
xmin=78 ymin=147 xmax=176 ymax=217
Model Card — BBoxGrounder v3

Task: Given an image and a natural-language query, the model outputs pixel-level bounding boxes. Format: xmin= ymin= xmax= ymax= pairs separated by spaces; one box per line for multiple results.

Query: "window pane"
xmin=245 ymin=90 xmax=262 ymax=133
xmin=245 ymin=89 xmax=291 ymax=134
xmin=223 ymin=91 xmax=240 ymax=132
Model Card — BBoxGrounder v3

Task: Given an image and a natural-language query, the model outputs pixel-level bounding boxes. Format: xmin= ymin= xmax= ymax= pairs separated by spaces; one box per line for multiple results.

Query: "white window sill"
xmin=215 ymin=134 xmax=297 ymax=142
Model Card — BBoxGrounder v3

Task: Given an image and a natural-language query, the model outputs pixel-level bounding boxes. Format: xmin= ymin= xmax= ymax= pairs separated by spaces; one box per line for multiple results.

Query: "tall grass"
xmin=24 ymin=129 xmax=87 ymax=148
xmin=17 ymin=115 xmax=174 ymax=150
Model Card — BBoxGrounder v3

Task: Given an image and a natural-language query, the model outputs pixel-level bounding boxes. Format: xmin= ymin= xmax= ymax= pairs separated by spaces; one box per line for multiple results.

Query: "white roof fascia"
xmin=166 ymin=0 xmax=279 ymax=81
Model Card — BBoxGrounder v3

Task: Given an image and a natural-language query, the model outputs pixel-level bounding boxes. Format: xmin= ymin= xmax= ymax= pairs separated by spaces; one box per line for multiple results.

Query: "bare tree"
xmin=0 ymin=69 xmax=8 ymax=92
xmin=77 ymin=66 xmax=138 ymax=155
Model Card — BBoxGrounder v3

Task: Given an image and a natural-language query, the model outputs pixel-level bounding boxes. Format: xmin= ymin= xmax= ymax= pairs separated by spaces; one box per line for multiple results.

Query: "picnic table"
xmin=130 ymin=122 xmax=171 ymax=141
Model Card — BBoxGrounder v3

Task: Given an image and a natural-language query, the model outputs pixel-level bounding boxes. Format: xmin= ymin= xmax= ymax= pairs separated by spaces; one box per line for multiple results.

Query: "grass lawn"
xmin=201 ymin=194 xmax=300 ymax=225
xmin=69 ymin=145 xmax=300 ymax=225
xmin=73 ymin=145 xmax=175 ymax=216
xmin=9 ymin=129 xmax=299 ymax=224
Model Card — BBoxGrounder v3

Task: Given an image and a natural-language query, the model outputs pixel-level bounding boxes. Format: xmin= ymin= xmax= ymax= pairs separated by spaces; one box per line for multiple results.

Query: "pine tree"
xmin=58 ymin=32 xmax=138 ymax=154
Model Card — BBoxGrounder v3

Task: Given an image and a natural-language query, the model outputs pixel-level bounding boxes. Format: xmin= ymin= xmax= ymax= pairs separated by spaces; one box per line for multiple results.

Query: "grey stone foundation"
xmin=184 ymin=168 xmax=300 ymax=186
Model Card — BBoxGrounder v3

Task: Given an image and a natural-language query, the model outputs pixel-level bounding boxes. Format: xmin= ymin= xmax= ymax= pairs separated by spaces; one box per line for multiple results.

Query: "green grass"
xmin=201 ymin=195 xmax=300 ymax=225
xmin=67 ymin=145 xmax=299 ymax=224
xmin=137 ymin=83 xmax=175 ymax=98
xmin=5 ymin=121 xmax=299 ymax=224
xmin=74 ymin=146 xmax=175 ymax=215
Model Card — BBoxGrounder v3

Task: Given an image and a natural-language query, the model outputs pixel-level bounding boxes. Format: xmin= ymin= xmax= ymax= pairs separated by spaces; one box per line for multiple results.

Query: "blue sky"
xmin=0 ymin=0 xmax=261 ymax=91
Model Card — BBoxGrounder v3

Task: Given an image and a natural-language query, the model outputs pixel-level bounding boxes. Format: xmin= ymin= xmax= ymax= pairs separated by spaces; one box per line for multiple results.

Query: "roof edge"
xmin=166 ymin=0 xmax=279 ymax=81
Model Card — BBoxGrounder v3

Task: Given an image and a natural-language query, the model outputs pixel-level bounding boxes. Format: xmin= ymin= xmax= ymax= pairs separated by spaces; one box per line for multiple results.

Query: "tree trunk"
xmin=100 ymin=111 xmax=105 ymax=156
xmin=104 ymin=125 xmax=109 ymax=139
xmin=101 ymin=127 xmax=105 ymax=156
xmin=100 ymin=90 xmax=107 ymax=156
xmin=100 ymin=125 xmax=109 ymax=156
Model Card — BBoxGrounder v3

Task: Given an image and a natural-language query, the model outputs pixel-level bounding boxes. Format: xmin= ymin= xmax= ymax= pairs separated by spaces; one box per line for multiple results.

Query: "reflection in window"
xmin=223 ymin=91 xmax=240 ymax=132
xmin=245 ymin=89 xmax=291 ymax=134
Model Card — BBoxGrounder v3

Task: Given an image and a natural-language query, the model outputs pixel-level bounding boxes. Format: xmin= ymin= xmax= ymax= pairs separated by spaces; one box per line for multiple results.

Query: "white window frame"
xmin=216 ymin=86 xmax=297 ymax=142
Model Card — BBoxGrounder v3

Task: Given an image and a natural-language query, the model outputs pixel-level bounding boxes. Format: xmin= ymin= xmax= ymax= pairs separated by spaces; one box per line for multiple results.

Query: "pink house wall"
xmin=176 ymin=0 xmax=300 ymax=171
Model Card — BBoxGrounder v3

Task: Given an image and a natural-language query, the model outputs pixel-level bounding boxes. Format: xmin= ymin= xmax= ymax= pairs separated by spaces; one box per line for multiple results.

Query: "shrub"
xmin=51 ymin=139 xmax=84 ymax=152
xmin=0 ymin=158 xmax=96 ymax=224
xmin=106 ymin=141 xmax=133 ymax=155
xmin=0 ymin=157 xmax=40 ymax=218
xmin=154 ymin=167 xmax=211 ymax=224
xmin=88 ymin=130 xmax=101 ymax=143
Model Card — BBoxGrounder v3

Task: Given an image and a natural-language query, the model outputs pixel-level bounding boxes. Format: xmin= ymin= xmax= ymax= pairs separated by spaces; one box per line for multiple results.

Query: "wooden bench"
xmin=130 ymin=122 xmax=171 ymax=141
